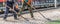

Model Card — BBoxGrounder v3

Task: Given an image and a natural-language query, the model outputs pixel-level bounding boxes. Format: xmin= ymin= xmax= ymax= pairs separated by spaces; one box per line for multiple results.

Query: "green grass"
xmin=47 ymin=20 xmax=60 ymax=24
xmin=48 ymin=22 xmax=60 ymax=24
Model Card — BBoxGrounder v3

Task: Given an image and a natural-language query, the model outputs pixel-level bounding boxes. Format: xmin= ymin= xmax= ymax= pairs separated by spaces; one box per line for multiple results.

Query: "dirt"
xmin=0 ymin=8 xmax=60 ymax=24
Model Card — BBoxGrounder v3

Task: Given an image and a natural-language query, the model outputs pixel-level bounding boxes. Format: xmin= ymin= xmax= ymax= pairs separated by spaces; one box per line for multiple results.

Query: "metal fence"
xmin=32 ymin=0 xmax=60 ymax=8
xmin=18 ymin=0 xmax=60 ymax=8
xmin=32 ymin=0 xmax=54 ymax=8
xmin=0 ymin=0 xmax=60 ymax=10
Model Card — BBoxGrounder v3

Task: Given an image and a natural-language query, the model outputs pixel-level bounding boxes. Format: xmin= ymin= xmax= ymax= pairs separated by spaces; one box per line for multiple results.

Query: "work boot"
xmin=17 ymin=13 xmax=20 ymax=17
xmin=14 ymin=18 xmax=19 ymax=20
xmin=3 ymin=18 xmax=7 ymax=21
xmin=3 ymin=15 xmax=8 ymax=21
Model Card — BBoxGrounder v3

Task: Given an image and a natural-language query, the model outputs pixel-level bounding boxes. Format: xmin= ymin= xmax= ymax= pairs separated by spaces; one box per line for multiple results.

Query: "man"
xmin=14 ymin=3 xmax=20 ymax=16
xmin=3 ymin=0 xmax=18 ymax=20
xmin=20 ymin=0 xmax=34 ymax=18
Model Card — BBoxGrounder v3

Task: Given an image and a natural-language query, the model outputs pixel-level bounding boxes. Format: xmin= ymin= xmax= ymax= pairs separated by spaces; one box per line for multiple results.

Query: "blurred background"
xmin=0 ymin=0 xmax=60 ymax=14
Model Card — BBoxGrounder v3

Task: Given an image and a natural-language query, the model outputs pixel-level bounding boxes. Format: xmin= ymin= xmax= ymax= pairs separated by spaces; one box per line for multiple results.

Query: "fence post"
xmin=55 ymin=0 xmax=57 ymax=8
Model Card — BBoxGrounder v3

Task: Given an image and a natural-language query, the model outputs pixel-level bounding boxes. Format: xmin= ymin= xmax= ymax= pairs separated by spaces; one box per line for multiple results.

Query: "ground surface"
xmin=0 ymin=8 xmax=60 ymax=24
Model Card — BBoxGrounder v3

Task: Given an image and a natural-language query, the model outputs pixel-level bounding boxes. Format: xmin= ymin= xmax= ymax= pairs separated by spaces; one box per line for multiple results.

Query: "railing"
xmin=0 ymin=0 xmax=60 ymax=10
xmin=0 ymin=7 xmax=6 ymax=11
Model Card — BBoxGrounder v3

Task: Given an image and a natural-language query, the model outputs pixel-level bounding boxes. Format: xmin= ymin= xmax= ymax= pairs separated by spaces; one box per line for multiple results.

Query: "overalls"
xmin=4 ymin=1 xmax=18 ymax=20
xmin=20 ymin=0 xmax=34 ymax=18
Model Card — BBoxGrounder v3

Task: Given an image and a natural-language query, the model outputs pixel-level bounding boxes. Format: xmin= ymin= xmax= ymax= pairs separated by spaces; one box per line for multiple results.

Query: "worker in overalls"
xmin=20 ymin=0 xmax=34 ymax=18
xmin=14 ymin=2 xmax=20 ymax=16
xmin=3 ymin=0 xmax=18 ymax=20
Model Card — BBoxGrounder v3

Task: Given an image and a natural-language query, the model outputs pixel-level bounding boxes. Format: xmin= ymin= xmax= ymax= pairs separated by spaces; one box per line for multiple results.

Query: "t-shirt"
xmin=24 ymin=0 xmax=28 ymax=2
xmin=22 ymin=0 xmax=32 ymax=5
xmin=23 ymin=0 xmax=31 ymax=5
xmin=27 ymin=0 xmax=31 ymax=5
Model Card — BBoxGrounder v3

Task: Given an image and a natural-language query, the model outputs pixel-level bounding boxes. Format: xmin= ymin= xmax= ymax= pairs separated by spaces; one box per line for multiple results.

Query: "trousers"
xmin=4 ymin=7 xmax=17 ymax=19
